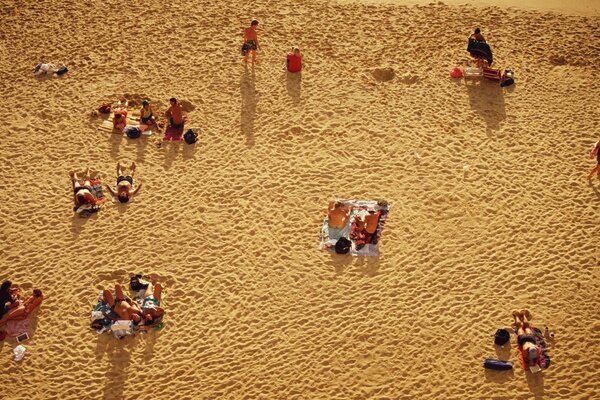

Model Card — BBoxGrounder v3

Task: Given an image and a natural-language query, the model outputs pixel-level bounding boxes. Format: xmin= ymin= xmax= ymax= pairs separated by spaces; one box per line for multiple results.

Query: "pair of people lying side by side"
xmin=100 ymin=281 xmax=163 ymax=328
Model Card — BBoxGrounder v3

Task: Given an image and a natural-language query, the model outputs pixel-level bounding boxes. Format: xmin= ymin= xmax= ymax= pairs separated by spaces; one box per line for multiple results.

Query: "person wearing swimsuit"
xmin=138 ymin=279 xmax=164 ymax=326
xmin=242 ymin=20 xmax=260 ymax=64
xmin=512 ymin=309 xmax=542 ymax=367
xmin=0 ymin=289 xmax=44 ymax=326
xmin=70 ymin=169 xmax=97 ymax=211
xmin=107 ymin=162 xmax=142 ymax=203
xmin=140 ymin=99 xmax=156 ymax=126
xmin=102 ymin=284 xmax=142 ymax=324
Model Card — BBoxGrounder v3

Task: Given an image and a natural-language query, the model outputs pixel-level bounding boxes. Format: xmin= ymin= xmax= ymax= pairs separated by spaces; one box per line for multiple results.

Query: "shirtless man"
xmin=139 ymin=280 xmax=164 ymax=326
xmin=242 ymin=20 xmax=260 ymax=64
xmin=106 ymin=162 xmax=142 ymax=203
xmin=363 ymin=209 xmax=381 ymax=242
xmin=513 ymin=309 xmax=541 ymax=367
xmin=103 ymin=284 xmax=142 ymax=324
xmin=165 ymin=97 xmax=184 ymax=128
xmin=328 ymin=201 xmax=352 ymax=229
xmin=0 ymin=289 xmax=43 ymax=326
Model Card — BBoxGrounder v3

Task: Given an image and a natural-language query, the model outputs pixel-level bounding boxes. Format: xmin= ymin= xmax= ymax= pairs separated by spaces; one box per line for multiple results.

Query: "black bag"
xmin=334 ymin=237 xmax=351 ymax=254
xmin=483 ymin=358 xmax=513 ymax=370
xmin=126 ymin=127 xmax=141 ymax=139
xmin=56 ymin=65 xmax=68 ymax=76
xmin=184 ymin=129 xmax=198 ymax=144
xmin=130 ymin=275 xmax=149 ymax=291
xmin=494 ymin=329 xmax=510 ymax=346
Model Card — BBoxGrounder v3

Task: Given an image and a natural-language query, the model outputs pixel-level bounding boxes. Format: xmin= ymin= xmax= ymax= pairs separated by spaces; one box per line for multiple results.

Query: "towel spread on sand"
xmin=5 ymin=316 xmax=31 ymax=337
xmin=319 ymin=199 xmax=390 ymax=256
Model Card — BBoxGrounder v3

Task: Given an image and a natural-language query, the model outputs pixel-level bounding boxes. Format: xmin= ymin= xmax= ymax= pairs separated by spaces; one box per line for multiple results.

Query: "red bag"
xmin=98 ymin=104 xmax=111 ymax=114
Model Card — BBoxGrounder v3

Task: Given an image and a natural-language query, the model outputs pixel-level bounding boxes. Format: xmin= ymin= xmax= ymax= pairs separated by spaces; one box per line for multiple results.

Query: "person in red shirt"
xmin=287 ymin=47 xmax=302 ymax=73
xmin=242 ymin=20 xmax=260 ymax=64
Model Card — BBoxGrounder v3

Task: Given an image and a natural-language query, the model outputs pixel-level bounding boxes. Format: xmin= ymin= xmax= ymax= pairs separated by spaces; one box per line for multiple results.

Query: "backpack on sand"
xmin=494 ymin=328 xmax=510 ymax=346
xmin=184 ymin=129 xmax=198 ymax=144
xmin=335 ymin=237 xmax=351 ymax=254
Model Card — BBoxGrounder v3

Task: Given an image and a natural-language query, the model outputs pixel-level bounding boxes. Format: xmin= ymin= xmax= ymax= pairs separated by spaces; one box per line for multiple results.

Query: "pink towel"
xmin=5 ymin=317 xmax=30 ymax=337
xmin=163 ymin=126 xmax=183 ymax=141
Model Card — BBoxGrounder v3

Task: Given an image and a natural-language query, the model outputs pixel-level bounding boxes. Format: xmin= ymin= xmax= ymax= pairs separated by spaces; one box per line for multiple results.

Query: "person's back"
xmin=364 ymin=210 xmax=381 ymax=234
xmin=287 ymin=47 xmax=302 ymax=73
xmin=328 ymin=202 xmax=350 ymax=229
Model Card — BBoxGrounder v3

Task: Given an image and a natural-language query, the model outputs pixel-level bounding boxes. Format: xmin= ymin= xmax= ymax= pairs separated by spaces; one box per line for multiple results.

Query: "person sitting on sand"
xmin=138 ymin=279 xmax=164 ymax=326
xmin=0 ymin=289 xmax=43 ymax=326
xmin=470 ymin=27 xmax=486 ymax=43
xmin=102 ymin=284 xmax=142 ymax=324
xmin=106 ymin=162 xmax=142 ymax=203
xmin=588 ymin=140 xmax=600 ymax=180
xmin=0 ymin=281 xmax=18 ymax=320
xmin=513 ymin=309 xmax=542 ymax=367
xmin=328 ymin=201 xmax=352 ymax=229
xmin=287 ymin=47 xmax=302 ymax=73
xmin=165 ymin=97 xmax=185 ymax=128
xmin=242 ymin=20 xmax=260 ymax=64
xmin=140 ymin=99 xmax=157 ymax=127
xmin=113 ymin=109 xmax=128 ymax=131
xmin=70 ymin=169 xmax=97 ymax=211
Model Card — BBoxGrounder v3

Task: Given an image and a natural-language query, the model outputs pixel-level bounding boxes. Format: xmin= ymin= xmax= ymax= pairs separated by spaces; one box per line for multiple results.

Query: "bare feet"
xmin=512 ymin=310 xmax=522 ymax=320
xmin=69 ymin=170 xmax=76 ymax=182
xmin=130 ymin=162 xmax=136 ymax=173
xmin=521 ymin=309 xmax=532 ymax=321
xmin=84 ymin=168 xmax=91 ymax=180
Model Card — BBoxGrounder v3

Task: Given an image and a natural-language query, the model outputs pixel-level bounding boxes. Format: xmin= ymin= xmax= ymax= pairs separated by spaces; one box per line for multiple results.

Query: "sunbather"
xmin=140 ymin=100 xmax=157 ymax=126
xmin=0 ymin=289 xmax=43 ymax=326
xmin=139 ymin=280 xmax=164 ymax=326
xmin=113 ymin=110 xmax=128 ymax=131
xmin=512 ymin=309 xmax=542 ymax=367
xmin=588 ymin=141 xmax=600 ymax=180
xmin=106 ymin=162 xmax=142 ymax=203
xmin=363 ymin=209 xmax=381 ymax=243
xmin=0 ymin=281 xmax=18 ymax=320
xmin=70 ymin=169 xmax=97 ymax=211
xmin=328 ymin=201 xmax=352 ymax=229
xmin=102 ymin=284 xmax=142 ymax=324
xmin=165 ymin=97 xmax=185 ymax=128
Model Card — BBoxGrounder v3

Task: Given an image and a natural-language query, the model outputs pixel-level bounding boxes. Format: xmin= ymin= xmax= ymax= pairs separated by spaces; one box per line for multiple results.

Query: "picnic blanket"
xmin=319 ymin=199 xmax=390 ymax=256
xmin=97 ymin=109 xmax=154 ymax=136
xmin=517 ymin=326 xmax=551 ymax=370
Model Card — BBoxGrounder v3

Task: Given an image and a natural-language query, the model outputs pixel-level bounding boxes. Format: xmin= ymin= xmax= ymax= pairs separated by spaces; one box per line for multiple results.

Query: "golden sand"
xmin=1 ymin=0 xmax=599 ymax=399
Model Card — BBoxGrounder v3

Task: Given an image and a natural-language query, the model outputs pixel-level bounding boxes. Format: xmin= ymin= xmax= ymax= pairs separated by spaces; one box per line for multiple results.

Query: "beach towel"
xmin=97 ymin=110 xmax=153 ymax=135
xmin=163 ymin=125 xmax=184 ymax=141
xmin=5 ymin=316 xmax=31 ymax=338
xmin=319 ymin=199 xmax=390 ymax=256
xmin=517 ymin=327 xmax=551 ymax=370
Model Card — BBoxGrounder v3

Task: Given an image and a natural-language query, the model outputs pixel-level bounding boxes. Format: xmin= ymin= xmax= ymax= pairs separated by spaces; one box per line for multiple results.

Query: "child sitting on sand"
xmin=287 ymin=47 xmax=302 ymax=73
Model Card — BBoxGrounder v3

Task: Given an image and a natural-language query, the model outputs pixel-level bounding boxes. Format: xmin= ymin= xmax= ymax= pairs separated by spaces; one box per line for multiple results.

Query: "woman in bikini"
xmin=70 ymin=169 xmax=97 ymax=211
xmin=512 ymin=309 xmax=541 ymax=367
xmin=106 ymin=162 xmax=142 ymax=203
xmin=0 ymin=289 xmax=43 ymax=326
xmin=102 ymin=284 xmax=142 ymax=324
xmin=140 ymin=280 xmax=164 ymax=326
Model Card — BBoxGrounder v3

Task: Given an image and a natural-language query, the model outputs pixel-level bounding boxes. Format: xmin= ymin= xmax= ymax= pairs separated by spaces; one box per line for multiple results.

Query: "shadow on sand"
xmin=464 ymin=79 xmax=506 ymax=138
xmin=241 ymin=66 xmax=257 ymax=147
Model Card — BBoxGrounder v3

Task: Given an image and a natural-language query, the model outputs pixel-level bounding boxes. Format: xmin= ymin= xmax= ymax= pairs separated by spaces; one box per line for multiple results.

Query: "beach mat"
xmin=5 ymin=316 xmax=31 ymax=337
xmin=164 ymin=125 xmax=184 ymax=141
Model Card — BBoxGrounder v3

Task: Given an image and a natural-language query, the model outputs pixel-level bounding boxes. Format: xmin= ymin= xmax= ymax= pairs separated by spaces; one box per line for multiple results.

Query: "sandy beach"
xmin=1 ymin=0 xmax=599 ymax=399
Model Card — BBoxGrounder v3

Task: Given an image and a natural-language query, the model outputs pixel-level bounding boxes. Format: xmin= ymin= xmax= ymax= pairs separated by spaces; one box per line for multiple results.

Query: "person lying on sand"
xmin=138 ymin=279 xmax=164 ymax=326
xmin=513 ymin=309 xmax=542 ymax=367
xmin=242 ymin=20 xmax=260 ymax=64
xmin=113 ymin=110 xmax=128 ymax=131
xmin=588 ymin=141 xmax=600 ymax=180
xmin=140 ymin=100 xmax=157 ymax=127
xmin=165 ymin=97 xmax=185 ymax=128
xmin=0 ymin=289 xmax=43 ymax=327
xmin=0 ymin=281 xmax=19 ymax=320
xmin=102 ymin=284 xmax=142 ymax=324
xmin=70 ymin=169 xmax=97 ymax=211
xmin=106 ymin=162 xmax=142 ymax=203
xmin=328 ymin=201 xmax=352 ymax=229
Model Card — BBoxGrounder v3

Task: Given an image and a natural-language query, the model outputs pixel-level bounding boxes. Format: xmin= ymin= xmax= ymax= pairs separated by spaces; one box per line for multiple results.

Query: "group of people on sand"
xmin=0 ymin=281 xmax=44 ymax=331
xmin=112 ymin=97 xmax=185 ymax=134
xmin=70 ymin=162 xmax=141 ymax=212
xmin=94 ymin=278 xmax=164 ymax=330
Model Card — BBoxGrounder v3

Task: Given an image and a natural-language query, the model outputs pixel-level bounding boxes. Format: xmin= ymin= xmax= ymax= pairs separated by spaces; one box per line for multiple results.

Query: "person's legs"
xmin=115 ymin=284 xmax=126 ymax=301
xmin=83 ymin=168 xmax=91 ymax=186
xmin=153 ymin=282 xmax=162 ymax=301
xmin=0 ymin=306 xmax=26 ymax=326
xmin=130 ymin=162 xmax=136 ymax=178
xmin=512 ymin=310 xmax=523 ymax=330
xmin=588 ymin=164 xmax=600 ymax=180
xmin=117 ymin=162 xmax=123 ymax=177
xmin=251 ymin=49 xmax=256 ymax=63
xmin=103 ymin=289 xmax=116 ymax=307
xmin=71 ymin=171 xmax=82 ymax=189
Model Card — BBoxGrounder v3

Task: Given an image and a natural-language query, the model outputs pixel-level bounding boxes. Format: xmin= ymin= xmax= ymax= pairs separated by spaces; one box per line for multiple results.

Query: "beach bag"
xmin=184 ymin=129 xmax=198 ymax=144
xmin=98 ymin=104 xmax=111 ymax=114
xmin=335 ymin=237 xmax=351 ymax=254
xmin=126 ymin=127 xmax=141 ymax=139
xmin=111 ymin=320 xmax=133 ymax=339
xmin=483 ymin=358 xmax=513 ymax=370
xmin=494 ymin=329 xmax=510 ymax=346
xmin=56 ymin=65 xmax=68 ymax=76
xmin=130 ymin=275 xmax=148 ymax=292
